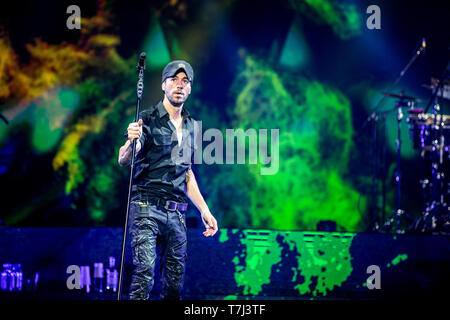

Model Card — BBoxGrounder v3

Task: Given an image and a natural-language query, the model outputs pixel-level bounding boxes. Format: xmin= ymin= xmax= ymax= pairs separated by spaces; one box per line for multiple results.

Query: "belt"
xmin=154 ymin=198 xmax=187 ymax=230
xmin=132 ymin=198 xmax=187 ymax=230
xmin=152 ymin=198 xmax=188 ymax=213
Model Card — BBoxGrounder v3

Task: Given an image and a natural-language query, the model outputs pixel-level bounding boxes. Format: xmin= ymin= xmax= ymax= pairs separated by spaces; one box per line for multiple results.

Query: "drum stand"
xmin=378 ymin=98 xmax=415 ymax=234
xmin=413 ymin=102 xmax=450 ymax=234
xmin=415 ymin=62 xmax=450 ymax=234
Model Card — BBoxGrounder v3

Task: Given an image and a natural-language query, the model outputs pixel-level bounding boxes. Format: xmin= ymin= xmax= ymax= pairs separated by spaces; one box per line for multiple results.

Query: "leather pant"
xmin=128 ymin=201 xmax=187 ymax=300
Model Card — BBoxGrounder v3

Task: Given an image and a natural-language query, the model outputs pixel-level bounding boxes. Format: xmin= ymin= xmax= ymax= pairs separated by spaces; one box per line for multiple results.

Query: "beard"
xmin=166 ymin=91 xmax=187 ymax=107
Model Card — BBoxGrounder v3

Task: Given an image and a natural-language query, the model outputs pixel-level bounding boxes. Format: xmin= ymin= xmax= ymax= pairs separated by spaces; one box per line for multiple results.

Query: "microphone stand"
xmin=0 ymin=112 xmax=8 ymax=125
xmin=117 ymin=53 xmax=146 ymax=300
xmin=364 ymin=38 xmax=425 ymax=122
xmin=366 ymin=40 xmax=425 ymax=233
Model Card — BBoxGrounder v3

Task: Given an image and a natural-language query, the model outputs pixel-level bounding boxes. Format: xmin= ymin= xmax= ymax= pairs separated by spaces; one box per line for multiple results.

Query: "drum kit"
xmin=374 ymin=76 xmax=450 ymax=235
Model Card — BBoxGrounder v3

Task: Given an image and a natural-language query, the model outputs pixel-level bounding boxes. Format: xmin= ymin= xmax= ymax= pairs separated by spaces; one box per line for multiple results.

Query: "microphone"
xmin=136 ymin=52 xmax=146 ymax=72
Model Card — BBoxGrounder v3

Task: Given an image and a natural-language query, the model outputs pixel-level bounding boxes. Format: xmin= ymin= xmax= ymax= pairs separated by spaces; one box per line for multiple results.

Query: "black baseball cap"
xmin=162 ymin=60 xmax=194 ymax=83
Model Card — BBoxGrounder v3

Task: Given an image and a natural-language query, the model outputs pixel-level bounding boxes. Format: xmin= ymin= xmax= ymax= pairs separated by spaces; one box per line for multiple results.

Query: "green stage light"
xmin=141 ymin=13 xmax=171 ymax=69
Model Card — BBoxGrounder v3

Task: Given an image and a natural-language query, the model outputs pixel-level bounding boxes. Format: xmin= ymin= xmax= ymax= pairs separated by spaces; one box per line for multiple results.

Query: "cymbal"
xmin=383 ymin=92 xmax=420 ymax=101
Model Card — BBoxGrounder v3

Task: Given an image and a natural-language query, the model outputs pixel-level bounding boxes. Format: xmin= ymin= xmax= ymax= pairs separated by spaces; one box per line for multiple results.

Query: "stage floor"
xmin=0 ymin=227 xmax=449 ymax=300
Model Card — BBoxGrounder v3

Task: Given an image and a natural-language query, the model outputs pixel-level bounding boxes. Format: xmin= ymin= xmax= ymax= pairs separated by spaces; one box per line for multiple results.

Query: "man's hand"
xmin=201 ymin=209 xmax=218 ymax=237
xmin=127 ymin=119 xmax=143 ymax=141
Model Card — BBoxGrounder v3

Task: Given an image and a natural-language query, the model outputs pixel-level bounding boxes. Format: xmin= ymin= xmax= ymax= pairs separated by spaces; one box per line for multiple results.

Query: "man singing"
xmin=118 ymin=60 xmax=218 ymax=300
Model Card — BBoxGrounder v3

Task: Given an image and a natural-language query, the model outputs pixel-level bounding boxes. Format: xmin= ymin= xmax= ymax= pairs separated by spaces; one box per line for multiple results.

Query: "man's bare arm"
xmin=186 ymin=168 xmax=208 ymax=213
xmin=118 ymin=139 xmax=141 ymax=166
xmin=118 ymin=119 xmax=143 ymax=167
xmin=186 ymin=168 xmax=218 ymax=236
